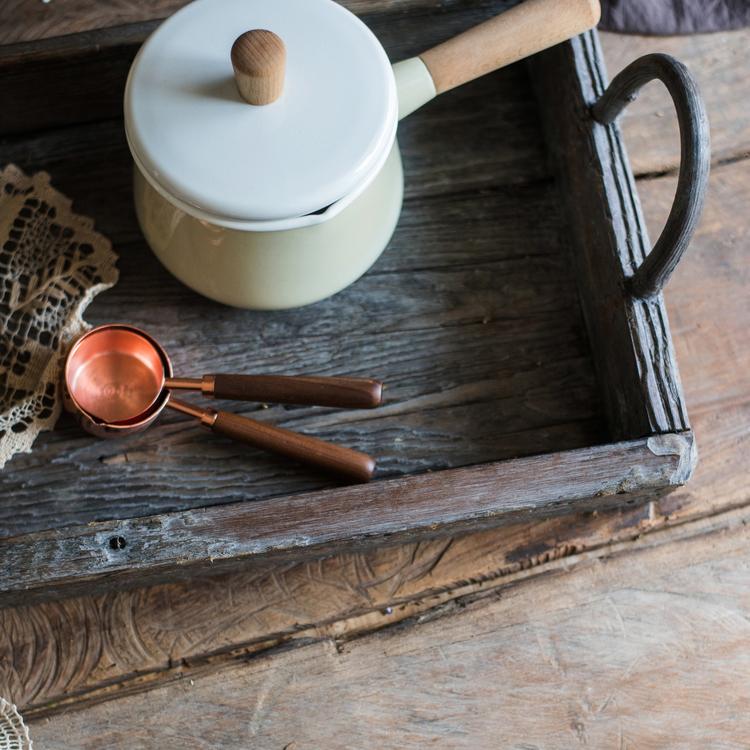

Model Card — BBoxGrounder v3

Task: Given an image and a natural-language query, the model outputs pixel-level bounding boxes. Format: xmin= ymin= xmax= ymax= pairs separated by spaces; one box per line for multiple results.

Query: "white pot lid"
xmin=124 ymin=0 xmax=398 ymax=226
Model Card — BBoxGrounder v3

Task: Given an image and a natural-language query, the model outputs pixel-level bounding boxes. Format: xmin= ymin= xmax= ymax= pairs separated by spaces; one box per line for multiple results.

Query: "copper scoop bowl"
xmin=63 ymin=324 xmax=381 ymax=483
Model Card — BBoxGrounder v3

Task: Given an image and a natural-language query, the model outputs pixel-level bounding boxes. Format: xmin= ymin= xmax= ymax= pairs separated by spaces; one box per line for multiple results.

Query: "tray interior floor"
xmin=0 ymin=61 xmax=606 ymax=537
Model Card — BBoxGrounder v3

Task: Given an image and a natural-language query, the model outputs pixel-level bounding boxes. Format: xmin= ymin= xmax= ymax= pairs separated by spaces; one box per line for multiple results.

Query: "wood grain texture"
xmin=0 ymin=23 xmax=149 ymax=136
xmin=0 ymin=0 xmax=512 ymax=45
xmin=0 ymin=433 xmax=695 ymax=606
xmin=207 ymin=409 xmax=377 ymax=484
xmin=530 ymin=32 xmax=691 ymax=440
xmin=207 ymin=375 xmax=383 ymax=409
xmin=420 ymin=0 xmax=600 ymax=93
xmin=0 ymin=1 xmax=523 ymax=137
xmin=4 ymin=119 xmax=747 ymax=722
xmin=601 ymin=30 xmax=750 ymax=175
xmin=0 ymin=55 xmax=600 ymax=537
xmin=0 ymin=18 xmax=697 ymax=599
xmin=0 ymin=27 xmax=747 ymax=737
xmin=591 ymin=53 xmax=710 ymax=298
xmin=25 ymin=504 xmax=750 ymax=748
xmin=230 ymin=30 xmax=286 ymax=106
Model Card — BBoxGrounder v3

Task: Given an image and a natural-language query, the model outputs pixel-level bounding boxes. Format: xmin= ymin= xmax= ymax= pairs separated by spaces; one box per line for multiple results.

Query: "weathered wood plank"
xmin=601 ymin=30 xmax=750 ymax=175
xmin=0 ymin=2 xmax=526 ymax=137
xmin=0 ymin=432 xmax=695 ymax=606
xmin=530 ymin=31 xmax=691 ymax=439
xmin=25 ymin=504 xmax=750 ymax=748
xmin=4 ymin=145 xmax=747 ymax=718
xmin=0 ymin=70 xmax=547 ymax=229
xmin=0 ymin=28 xmax=747 ymax=726
xmin=0 ymin=0 xmax=182 ymax=44
xmin=0 ymin=0 xmax=513 ymax=45
xmin=0 ymin=24 xmax=697 ymax=603
xmin=0 ymin=22 xmax=146 ymax=136
xmin=3 ymin=6 xmax=747 ymax=175
xmin=0 ymin=216 xmax=600 ymax=535
xmin=0 ymin=64 xmax=595 ymax=536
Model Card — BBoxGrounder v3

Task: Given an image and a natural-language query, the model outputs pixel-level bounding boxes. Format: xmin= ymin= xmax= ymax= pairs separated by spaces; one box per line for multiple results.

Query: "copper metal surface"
xmin=64 ymin=324 xmax=174 ymax=437
xmin=124 ymin=377 xmax=214 ymax=422
xmin=65 ymin=325 xmax=169 ymax=424
xmin=167 ymin=374 xmax=215 ymax=395
xmin=64 ymin=326 xmax=220 ymax=434
xmin=169 ymin=397 xmax=218 ymax=427
xmin=165 ymin=376 xmax=203 ymax=391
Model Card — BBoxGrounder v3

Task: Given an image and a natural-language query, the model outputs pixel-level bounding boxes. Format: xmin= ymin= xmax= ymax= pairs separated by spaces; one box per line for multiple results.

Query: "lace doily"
xmin=0 ymin=698 xmax=31 ymax=750
xmin=0 ymin=165 xmax=118 ymax=469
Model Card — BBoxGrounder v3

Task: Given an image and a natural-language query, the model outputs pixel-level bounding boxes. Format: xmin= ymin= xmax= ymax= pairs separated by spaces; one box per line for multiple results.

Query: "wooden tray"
xmin=0 ymin=4 xmax=708 ymax=605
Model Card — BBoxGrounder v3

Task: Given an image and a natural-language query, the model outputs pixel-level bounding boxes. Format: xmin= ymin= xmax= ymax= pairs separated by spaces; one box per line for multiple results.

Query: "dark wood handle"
xmin=211 ymin=374 xmax=383 ymax=409
xmin=211 ymin=411 xmax=375 ymax=483
xmin=591 ymin=53 xmax=710 ymax=298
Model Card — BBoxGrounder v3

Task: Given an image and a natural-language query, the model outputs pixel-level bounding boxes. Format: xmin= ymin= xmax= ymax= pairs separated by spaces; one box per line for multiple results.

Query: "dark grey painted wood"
xmin=591 ymin=54 xmax=710 ymax=298
xmin=0 ymin=432 xmax=696 ymax=607
xmin=529 ymin=33 xmax=695 ymax=440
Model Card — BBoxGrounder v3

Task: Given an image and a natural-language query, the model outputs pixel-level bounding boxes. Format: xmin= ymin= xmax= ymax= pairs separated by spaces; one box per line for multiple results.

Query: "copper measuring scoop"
xmin=63 ymin=324 xmax=381 ymax=482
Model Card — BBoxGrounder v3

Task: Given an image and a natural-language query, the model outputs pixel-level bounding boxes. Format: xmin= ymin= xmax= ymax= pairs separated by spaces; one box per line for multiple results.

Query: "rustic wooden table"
xmin=1 ymin=3 xmax=749 ymax=747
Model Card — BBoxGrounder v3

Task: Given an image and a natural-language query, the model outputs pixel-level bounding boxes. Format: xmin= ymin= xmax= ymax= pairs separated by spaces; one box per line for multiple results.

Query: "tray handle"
xmin=591 ymin=53 xmax=710 ymax=299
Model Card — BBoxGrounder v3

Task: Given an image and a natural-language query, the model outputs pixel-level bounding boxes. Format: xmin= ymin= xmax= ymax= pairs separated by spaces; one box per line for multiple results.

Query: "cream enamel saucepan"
xmin=126 ymin=0 xmax=600 ymax=309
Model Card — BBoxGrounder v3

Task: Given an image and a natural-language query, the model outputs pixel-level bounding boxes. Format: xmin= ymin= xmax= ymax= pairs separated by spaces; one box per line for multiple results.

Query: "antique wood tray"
xmin=0 ymin=3 xmax=708 ymax=605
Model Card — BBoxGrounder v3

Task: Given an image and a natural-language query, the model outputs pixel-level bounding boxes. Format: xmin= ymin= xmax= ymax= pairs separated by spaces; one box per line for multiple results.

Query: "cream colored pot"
xmin=127 ymin=0 xmax=599 ymax=309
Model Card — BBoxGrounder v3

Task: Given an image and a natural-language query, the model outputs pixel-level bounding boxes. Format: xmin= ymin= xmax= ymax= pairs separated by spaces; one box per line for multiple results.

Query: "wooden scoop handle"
xmin=210 ymin=374 xmax=383 ymax=409
xmin=211 ymin=411 xmax=376 ymax=483
xmin=420 ymin=0 xmax=600 ymax=94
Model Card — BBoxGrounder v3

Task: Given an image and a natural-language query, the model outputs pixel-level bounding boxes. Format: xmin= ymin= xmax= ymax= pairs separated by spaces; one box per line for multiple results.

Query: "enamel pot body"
xmin=131 ymin=55 xmax=434 ymax=310
xmin=134 ymin=142 xmax=405 ymax=310
xmin=127 ymin=0 xmax=600 ymax=310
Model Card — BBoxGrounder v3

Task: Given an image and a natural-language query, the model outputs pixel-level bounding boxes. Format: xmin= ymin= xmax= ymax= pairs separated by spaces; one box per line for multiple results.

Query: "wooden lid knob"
xmin=231 ymin=30 xmax=286 ymax=105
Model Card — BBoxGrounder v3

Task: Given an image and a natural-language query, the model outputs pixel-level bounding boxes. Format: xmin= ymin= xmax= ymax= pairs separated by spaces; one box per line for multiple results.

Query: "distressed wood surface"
xmin=0 ymin=0 xmax=499 ymax=45
xmin=531 ymin=32 xmax=691 ymax=441
xmin=0 ymin=2 xmax=523 ymax=137
xmin=0 ymin=19 xmax=699 ymax=600
xmin=3 ymin=149 xmax=748 ymax=722
xmin=26 ymin=504 xmax=750 ymax=748
xmin=603 ymin=30 xmax=749 ymax=176
xmin=0 ymin=433 xmax=695 ymax=606
xmin=0 ymin=15 xmax=747 ymax=747
xmin=0 ymin=25 xmax=599 ymax=539
xmin=2 ymin=0 xmax=746 ymax=175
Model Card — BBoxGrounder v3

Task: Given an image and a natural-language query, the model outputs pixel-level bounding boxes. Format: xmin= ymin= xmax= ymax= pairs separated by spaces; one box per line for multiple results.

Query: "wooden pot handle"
xmin=210 ymin=374 xmax=383 ymax=409
xmin=591 ymin=54 xmax=710 ymax=298
xmin=419 ymin=0 xmax=600 ymax=94
xmin=211 ymin=411 xmax=376 ymax=483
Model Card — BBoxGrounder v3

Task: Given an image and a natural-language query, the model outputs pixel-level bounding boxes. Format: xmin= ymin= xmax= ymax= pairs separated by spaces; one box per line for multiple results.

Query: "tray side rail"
xmin=528 ymin=31 xmax=709 ymax=441
xmin=0 ymin=433 xmax=695 ymax=606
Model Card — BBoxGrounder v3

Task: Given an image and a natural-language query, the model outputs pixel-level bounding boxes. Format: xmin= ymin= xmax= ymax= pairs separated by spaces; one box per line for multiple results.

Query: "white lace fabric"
xmin=0 ymin=698 xmax=31 ymax=750
xmin=0 ymin=165 xmax=118 ymax=469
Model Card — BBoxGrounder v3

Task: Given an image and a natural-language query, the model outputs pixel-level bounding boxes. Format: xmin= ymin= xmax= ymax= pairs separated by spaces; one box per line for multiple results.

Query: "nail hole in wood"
xmin=109 ymin=535 xmax=127 ymax=550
